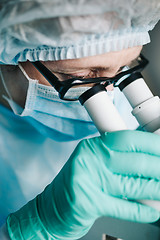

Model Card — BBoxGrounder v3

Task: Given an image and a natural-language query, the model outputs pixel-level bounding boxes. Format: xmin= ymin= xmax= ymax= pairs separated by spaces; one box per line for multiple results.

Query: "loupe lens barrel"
xmin=118 ymin=72 xmax=160 ymax=133
xmin=119 ymin=73 xmax=153 ymax=108
xmin=79 ymin=85 xmax=127 ymax=133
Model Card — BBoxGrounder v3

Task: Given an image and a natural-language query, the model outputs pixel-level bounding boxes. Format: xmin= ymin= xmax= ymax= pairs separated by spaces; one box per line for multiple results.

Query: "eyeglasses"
xmin=31 ymin=54 xmax=149 ymax=101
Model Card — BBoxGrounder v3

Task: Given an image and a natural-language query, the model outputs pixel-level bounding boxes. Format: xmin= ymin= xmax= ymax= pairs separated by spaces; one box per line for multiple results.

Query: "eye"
xmin=53 ymin=71 xmax=93 ymax=81
xmin=51 ymin=72 xmax=75 ymax=81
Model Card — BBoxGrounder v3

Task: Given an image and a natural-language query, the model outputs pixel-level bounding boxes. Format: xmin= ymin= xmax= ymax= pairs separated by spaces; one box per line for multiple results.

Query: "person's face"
xmin=0 ymin=45 xmax=142 ymax=110
xmin=21 ymin=46 xmax=142 ymax=91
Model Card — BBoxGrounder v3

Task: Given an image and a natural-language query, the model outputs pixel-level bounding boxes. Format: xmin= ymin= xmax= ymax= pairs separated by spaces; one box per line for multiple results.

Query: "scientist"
xmin=0 ymin=1 xmax=160 ymax=239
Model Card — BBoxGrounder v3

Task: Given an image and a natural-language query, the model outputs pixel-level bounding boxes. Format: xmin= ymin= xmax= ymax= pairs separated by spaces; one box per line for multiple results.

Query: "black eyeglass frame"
xmin=31 ymin=54 xmax=149 ymax=101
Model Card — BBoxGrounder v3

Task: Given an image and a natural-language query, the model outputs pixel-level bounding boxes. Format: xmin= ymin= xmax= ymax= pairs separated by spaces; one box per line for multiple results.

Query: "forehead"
xmin=43 ymin=46 xmax=142 ymax=72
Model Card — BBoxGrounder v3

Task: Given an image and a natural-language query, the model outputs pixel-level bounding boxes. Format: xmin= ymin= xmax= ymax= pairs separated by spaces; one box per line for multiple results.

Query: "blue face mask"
xmin=3 ymin=65 xmax=99 ymax=141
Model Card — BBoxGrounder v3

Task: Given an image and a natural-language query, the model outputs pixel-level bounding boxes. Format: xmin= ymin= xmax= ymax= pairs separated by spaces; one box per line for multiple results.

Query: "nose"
xmin=106 ymin=84 xmax=114 ymax=91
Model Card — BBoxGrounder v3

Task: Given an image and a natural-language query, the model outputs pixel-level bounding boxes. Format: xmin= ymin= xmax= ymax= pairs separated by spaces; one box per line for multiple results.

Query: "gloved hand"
xmin=7 ymin=130 xmax=160 ymax=240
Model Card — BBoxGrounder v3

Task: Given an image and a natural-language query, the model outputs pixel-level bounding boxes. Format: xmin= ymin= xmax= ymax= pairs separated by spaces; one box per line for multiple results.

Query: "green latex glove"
xmin=7 ymin=130 xmax=160 ymax=240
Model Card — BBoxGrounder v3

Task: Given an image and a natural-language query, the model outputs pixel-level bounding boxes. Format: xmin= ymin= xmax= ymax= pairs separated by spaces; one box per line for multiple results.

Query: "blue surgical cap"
xmin=0 ymin=0 xmax=160 ymax=65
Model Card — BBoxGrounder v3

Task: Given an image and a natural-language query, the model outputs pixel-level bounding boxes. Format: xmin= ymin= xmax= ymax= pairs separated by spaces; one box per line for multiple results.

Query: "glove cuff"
xmin=6 ymin=196 xmax=56 ymax=240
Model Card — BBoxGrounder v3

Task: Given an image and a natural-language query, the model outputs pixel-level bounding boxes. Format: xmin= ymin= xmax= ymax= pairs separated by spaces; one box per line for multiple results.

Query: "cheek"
xmin=21 ymin=61 xmax=52 ymax=86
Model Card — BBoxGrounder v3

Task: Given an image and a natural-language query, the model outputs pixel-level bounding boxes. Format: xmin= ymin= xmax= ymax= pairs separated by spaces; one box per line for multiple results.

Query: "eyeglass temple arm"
xmin=31 ymin=61 xmax=62 ymax=91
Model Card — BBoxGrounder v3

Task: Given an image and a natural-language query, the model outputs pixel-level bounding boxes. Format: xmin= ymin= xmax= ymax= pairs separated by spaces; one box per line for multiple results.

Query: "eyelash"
xmin=57 ymin=71 xmax=93 ymax=80
xmin=55 ymin=66 xmax=126 ymax=81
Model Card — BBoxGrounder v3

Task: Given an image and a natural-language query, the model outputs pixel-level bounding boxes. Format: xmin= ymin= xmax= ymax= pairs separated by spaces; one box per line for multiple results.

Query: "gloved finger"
xmin=100 ymin=194 xmax=160 ymax=223
xmin=106 ymin=151 xmax=160 ymax=179
xmin=97 ymin=131 xmax=160 ymax=179
xmin=89 ymin=130 xmax=160 ymax=179
xmin=101 ymin=130 xmax=160 ymax=156
xmin=107 ymin=174 xmax=160 ymax=200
